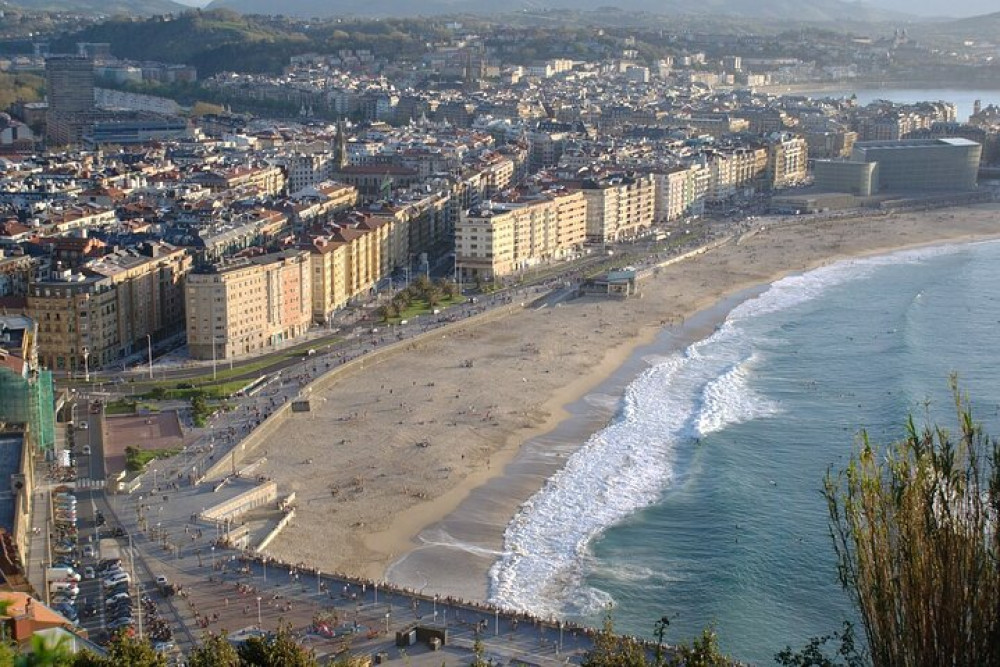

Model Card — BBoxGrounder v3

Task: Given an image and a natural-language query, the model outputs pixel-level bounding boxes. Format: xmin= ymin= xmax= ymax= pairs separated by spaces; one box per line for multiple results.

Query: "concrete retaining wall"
xmin=256 ymin=508 xmax=295 ymax=553
xmin=200 ymin=480 xmax=278 ymax=524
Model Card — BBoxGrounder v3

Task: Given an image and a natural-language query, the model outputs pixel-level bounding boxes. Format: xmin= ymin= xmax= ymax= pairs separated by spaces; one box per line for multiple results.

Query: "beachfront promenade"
xmin=104 ymin=477 xmax=603 ymax=664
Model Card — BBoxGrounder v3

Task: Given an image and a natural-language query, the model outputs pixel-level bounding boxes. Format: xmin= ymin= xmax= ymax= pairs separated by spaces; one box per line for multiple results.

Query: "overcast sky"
xmin=168 ymin=0 xmax=997 ymax=17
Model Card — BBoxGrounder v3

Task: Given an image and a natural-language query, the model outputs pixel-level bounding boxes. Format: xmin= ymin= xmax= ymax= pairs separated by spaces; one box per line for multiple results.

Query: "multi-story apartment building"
xmin=456 ymin=190 xmax=587 ymax=280
xmin=194 ymin=165 xmax=286 ymax=196
xmin=27 ymin=242 xmax=190 ymax=372
xmin=308 ymin=219 xmax=384 ymax=324
xmin=652 ymin=166 xmax=692 ymax=222
xmin=45 ymin=55 xmax=96 ymax=145
xmin=765 ymin=134 xmax=809 ymax=189
xmin=284 ymin=152 xmax=336 ymax=193
xmin=572 ymin=173 xmax=656 ymax=244
xmin=185 ymin=249 xmax=312 ymax=360
xmin=28 ymin=273 xmax=117 ymax=372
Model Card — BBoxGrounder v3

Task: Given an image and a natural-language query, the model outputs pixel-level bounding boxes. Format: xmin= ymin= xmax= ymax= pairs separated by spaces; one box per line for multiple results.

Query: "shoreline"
xmin=258 ymin=204 xmax=1000 ymax=602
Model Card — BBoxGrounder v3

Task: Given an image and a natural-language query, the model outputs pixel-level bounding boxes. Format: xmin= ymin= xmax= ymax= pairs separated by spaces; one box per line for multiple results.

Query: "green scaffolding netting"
xmin=0 ymin=368 xmax=55 ymax=450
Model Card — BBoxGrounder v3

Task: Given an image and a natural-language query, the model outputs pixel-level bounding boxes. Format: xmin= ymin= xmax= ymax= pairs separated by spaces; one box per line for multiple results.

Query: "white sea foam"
xmin=487 ymin=244 xmax=973 ymax=617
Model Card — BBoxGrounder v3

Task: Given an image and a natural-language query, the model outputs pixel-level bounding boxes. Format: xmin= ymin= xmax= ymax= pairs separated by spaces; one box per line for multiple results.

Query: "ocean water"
xmin=488 ymin=239 xmax=1000 ymax=664
xmin=804 ymin=88 xmax=1000 ymax=122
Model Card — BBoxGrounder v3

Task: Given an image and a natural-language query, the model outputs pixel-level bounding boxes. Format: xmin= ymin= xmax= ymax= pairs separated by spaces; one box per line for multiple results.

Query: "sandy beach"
xmin=256 ymin=204 xmax=1000 ymax=599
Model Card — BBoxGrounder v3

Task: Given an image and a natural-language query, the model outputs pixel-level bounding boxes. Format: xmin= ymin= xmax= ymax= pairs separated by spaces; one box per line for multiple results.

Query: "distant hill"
xmin=10 ymin=0 xmax=187 ymax=15
xmin=50 ymin=9 xmax=311 ymax=75
xmin=909 ymin=11 xmax=1000 ymax=43
xmin=204 ymin=0 xmax=907 ymax=23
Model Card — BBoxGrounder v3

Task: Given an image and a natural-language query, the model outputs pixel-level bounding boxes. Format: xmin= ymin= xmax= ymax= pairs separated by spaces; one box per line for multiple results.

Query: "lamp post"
xmin=317 ymin=569 xmax=321 ymax=595
xmin=146 ymin=333 xmax=153 ymax=380
xmin=262 ymin=557 xmax=267 ymax=582
xmin=655 ymin=615 xmax=671 ymax=665
xmin=385 ymin=611 xmax=390 ymax=634
xmin=256 ymin=596 xmax=262 ymax=628
xmin=82 ymin=347 xmax=90 ymax=383
xmin=211 ymin=545 xmax=215 ymax=570
xmin=212 ymin=337 xmax=218 ymax=381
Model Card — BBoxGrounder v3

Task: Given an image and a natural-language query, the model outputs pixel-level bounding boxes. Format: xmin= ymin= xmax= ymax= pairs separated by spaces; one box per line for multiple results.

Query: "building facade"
xmin=851 ymin=138 xmax=981 ymax=192
xmin=456 ymin=190 xmax=587 ymax=280
xmin=185 ymin=250 xmax=312 ymax=360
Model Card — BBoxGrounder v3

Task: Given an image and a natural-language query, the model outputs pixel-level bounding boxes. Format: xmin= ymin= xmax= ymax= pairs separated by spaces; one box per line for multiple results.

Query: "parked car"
xmin=109 ymin=608 xmax=133 ymax=621
xmin=53 ymin=603 xmax=78 ymax=621
xmin=82 ymin=445 xmax=91 ymax=455
xmin=105 ymin=592 xmax=131 ymax=606
xmin=49 ymin=581 xmax=79 ymax=596
xmin=82 ymin=545 xmax=95 ymax=558
xmin=97 ymin=558 xmax=121 ymax=572
xmin=106 ymin=583 xmax=130 ymax=598
xmin=83 ymin=566 xmax=95 ymax=580
xmin=107 ymin=617 xmax=135 ymax=631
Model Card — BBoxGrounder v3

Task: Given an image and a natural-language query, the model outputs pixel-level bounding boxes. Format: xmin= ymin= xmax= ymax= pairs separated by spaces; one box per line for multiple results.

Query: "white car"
xmin=83 ymin=545 xmax=95 ymax=558
xmin=102 ymin=572 xmax=130 ymax=589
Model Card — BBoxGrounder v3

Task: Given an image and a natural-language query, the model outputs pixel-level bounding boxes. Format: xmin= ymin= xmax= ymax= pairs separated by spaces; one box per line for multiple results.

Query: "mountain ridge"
xmin=203 ymin=0 xmax=910 ymax=23
xmin=10 ymin=0 xmax=188 ymax=15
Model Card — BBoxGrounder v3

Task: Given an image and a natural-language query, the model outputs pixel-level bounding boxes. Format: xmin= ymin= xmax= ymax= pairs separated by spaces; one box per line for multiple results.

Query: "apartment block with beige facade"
xmin=456 ymin=189 xmax=587 ymax=281
xmin=571 ymin=173 xmax=656 ymax=244
xmin=185 ymin=250 xmax=311 ymax=360
xmin=27 ymin=242 xmax=191 ymax=372
xmin=765 ymin=134 xmax=809 ymax=189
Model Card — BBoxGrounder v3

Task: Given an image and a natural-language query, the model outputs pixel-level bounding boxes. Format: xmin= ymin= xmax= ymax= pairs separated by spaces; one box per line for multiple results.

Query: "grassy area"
xmin=104 ymin=399 xmax=136 ymax=415
xmin=383 ymin=295 xmax=464 ymax=324
xmin=124 ymin=446 xmax=182 ymax=472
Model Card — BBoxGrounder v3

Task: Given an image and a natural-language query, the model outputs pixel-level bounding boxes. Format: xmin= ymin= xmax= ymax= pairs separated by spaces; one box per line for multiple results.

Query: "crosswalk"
xmin=76 ymin=477 xmax=106 ymax=490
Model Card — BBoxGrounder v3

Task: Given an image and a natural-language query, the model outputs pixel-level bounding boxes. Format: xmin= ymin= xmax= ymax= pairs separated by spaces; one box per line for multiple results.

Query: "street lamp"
xmin=211 ymin=545 xmax=215 ymax=570
xmin=262 ymin=557 xmax=267 ymax=582
xmin=385 ymin=611 xmax=390 ymax=634
xmin=146 ymin=333 xmax=153 ymax=380
xmin=82 ymin=347 xmax=90 ymax=383
xmin=655 ymin=615 xmax=671 ymax=665
xmin=256 ymin=596 xmax=262 ymax=628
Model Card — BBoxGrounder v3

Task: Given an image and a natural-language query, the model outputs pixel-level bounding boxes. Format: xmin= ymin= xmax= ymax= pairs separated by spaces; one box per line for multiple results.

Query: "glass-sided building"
xmin=851 ymin=137 xmax=982 ymax=192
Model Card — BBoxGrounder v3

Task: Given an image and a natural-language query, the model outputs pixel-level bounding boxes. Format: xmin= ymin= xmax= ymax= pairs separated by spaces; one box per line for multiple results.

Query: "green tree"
xmin=665 ymin=627 xmax=728 ymax=667
xmin=774 ymin=621 xmax=864 ymax=667
xmin=15 ymin=634 xmax=74 ymax=667
xmin=236 ymin=624 xmax=318 ymax=667
xmin=824 ymin=381 xmax=1000 ymax=666
xmin=187 ymin=632 xmax=239 ymax=667
xmin=72 ymin=632 xmax=166 ymax=666
xmin=581 ymin=607 xmax=649 ymax=667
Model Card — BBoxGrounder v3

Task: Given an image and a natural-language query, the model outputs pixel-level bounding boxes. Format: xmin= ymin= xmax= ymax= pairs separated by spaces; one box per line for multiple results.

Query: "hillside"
xmin=10 ymin=0 xmax=187 ymax=15
xmin=204 ymin=0 xmax=907 ymax=23
xmin=908 ymin=11 xmax=1000 ymax=44
xmin=49 ymin=9 xmax=312 ymax=75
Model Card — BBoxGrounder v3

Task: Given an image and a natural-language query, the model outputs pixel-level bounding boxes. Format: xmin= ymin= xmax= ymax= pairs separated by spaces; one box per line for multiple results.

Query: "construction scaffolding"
xmin=0 ymin=368 xmax=55 ymax=451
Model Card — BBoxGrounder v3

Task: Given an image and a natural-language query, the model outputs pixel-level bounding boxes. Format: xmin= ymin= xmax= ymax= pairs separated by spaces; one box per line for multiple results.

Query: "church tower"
xmin=334 ymin=118 xmax=348 ymax=170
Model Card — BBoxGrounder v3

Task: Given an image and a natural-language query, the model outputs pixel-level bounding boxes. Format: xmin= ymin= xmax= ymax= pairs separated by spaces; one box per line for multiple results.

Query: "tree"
xmin=187 ymin=632 xmax=239 ymax=667
xmin=824 ymin=381 xmax=1000 ymax=666
xmin=15 ymin=634 xmax=74 ymax=667
xmin=72 ymin=631 xmax=167 ymax=666
xmin=236 ymin=624 xmax=318 ymax=667
xmin=581 ymin=607 xmax=648 ymax=667
xmin=774 ymin=621 xmax=864 ymax=667
xmin=665 ymin=627 xmax=728 ymax=667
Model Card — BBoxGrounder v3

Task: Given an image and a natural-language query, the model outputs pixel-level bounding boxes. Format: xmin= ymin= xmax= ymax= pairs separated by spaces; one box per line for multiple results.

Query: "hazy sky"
xmin=168 ymin=0 xmax=996 ymax=17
